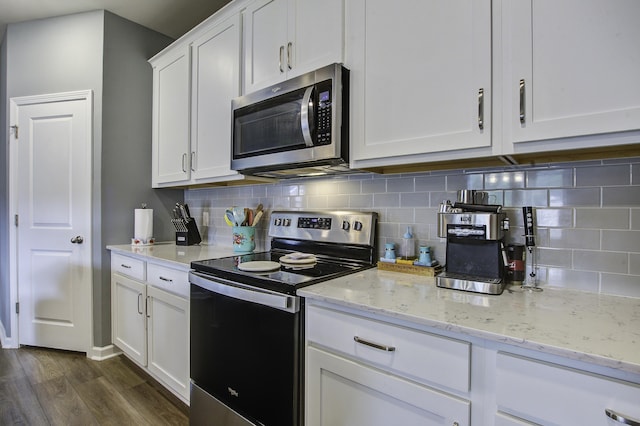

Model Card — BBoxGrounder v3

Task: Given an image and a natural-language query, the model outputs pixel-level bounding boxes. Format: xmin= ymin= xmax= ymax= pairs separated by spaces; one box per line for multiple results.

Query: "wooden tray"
xmin=377 ymin=261 xmax=443 ymax=276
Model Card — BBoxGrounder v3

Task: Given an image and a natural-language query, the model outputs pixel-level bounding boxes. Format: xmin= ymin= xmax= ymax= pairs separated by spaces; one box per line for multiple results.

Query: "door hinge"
xmin=14 ymin=214 xmax=18 ymax=227
xmin=10 ymin=125 xmax=18 ymax=139
xmin=15 ymin=302 xmax=19 ymax=314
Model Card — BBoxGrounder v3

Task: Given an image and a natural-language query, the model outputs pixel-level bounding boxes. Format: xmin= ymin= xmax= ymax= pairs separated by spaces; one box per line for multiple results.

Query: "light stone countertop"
xmin=298 ymin=268 xmax=640 ymax=376
xmin=106 ymin=242 xmax=237 ymax=270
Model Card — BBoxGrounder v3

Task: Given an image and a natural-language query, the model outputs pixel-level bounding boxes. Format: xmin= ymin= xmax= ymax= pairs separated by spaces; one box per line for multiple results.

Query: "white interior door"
xmin=11 ymin=91 xmax=93 ymax=352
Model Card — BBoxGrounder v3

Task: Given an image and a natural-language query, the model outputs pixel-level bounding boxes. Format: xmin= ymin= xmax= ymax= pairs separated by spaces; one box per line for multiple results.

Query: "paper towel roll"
xmin=134 ymin=209 xmax=153 ymax=241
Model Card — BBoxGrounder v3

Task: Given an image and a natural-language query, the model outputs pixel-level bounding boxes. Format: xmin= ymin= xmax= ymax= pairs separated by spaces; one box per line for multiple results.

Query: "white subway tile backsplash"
xmin=549 ymin=228 xmax=600 ymax=249
xmin=602 ymin=230 xmax=640 ymax=253
xmin=550 ymin=188 xmax=600 ymax=207
xmin=527 ymin=168 xmax=573 ymax=188
xmin=602 ymin=186 xmax=640 ymax=206
xmin=574 ymin=250 xmax=629 ymax=274
xmin=186 ymin=157 xmax=640 ymax=297
xmin=576 ymin=164 xmax=630 ymax=187
xmin=576 ymin=208 xmax=630 ymax=229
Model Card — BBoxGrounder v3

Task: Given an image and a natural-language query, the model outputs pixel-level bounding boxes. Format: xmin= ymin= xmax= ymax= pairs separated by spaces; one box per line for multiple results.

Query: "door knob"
xmin=70 ymin=236 xmax=84 ymax=244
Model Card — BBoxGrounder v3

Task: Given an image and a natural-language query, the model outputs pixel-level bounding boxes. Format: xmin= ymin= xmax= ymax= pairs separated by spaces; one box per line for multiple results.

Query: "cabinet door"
xmin=243 ymin=0 xmax=289 ymax=92
xmin=349 ymin=0 xmax=492 ymax=164
xmin=151 ymin=46 xmax=191 ymax=187
xmin=147 ymin=285 xmax=190 ymax=401
xmin=288 ymin=0 xmax=344 ymax=79
xmin=503 ymin=0 xmax=640 ymax=144
xmin=111 ymin=273 xmax=147 ymax=365
xmin=191 ymin=14 xmax=242 ymax=182
xmin=306 ymin=346 xmax=470 ymax=426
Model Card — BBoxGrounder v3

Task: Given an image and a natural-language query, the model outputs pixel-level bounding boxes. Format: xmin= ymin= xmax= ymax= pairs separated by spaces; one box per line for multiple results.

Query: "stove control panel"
xmin=269 ymin=210 xmax=378 ymax=246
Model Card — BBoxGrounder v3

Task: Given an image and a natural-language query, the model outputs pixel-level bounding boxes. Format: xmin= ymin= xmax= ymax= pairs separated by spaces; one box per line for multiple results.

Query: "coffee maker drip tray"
xmin=436 ymin=272 xmax=506 ymax=295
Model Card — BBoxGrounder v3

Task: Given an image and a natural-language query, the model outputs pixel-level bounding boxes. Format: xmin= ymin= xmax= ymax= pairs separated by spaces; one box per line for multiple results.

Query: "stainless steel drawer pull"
xmin=606 ymin=409 xmax=640 ymax=426
xmin=121 ymin=264 xmax=132 ymax=269
xmin=354 ymin=336 xmax=396 ymax=352
xmin=478 ymin=88 xmax=484 ymax=130
xmin=182 ymin=153 xmax=188 ymax=172
xmin=519 ymin=78 xmax=526 ymax=124
xmin=137 ymin=293 xmax=143 ymax=315
xmin=159 ymin=276 xmax=173 ymax=283
xmin=287 ymin=42 xmax=292 ymax=70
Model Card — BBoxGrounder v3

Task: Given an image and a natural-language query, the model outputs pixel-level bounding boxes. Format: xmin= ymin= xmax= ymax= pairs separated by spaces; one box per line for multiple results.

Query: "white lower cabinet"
xmin=111 ymin=254 xmax=190 ymax=403
xmin=495 ymin=352 xmax=640 ymax=426
xmin=305 ymin=304 xmax=471 ymax=426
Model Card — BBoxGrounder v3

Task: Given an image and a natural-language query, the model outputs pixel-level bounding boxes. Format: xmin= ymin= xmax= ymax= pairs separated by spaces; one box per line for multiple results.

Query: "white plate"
xmin=237 ymin=261 xmax=281 ymax=272
xmin=279 ymin=255 xmax=317 ymax=265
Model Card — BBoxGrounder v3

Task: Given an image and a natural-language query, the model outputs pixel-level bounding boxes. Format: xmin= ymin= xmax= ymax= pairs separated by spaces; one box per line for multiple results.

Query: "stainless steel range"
xmin=189 ymin=210 xmax=378 ymax=426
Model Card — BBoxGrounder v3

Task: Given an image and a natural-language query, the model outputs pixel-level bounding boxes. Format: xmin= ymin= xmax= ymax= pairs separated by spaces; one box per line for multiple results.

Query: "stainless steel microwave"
xmin=231 ymin=63 xmax=349 ymax=178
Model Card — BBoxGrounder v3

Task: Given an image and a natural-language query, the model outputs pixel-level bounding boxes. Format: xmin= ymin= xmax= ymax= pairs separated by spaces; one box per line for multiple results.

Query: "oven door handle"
xmin=189 ymin=271 xmax=300 ymax=313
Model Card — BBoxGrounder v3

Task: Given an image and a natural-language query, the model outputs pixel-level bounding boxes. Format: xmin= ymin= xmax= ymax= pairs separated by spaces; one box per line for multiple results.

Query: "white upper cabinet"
xmin=151 ymin=46 xmax=191 ymax=186
xmin=243 ymin=0 xmax=344 ymax=93
xmin=502 ymin=0 xmax=640 ymax=147
xmin=190 ymin=14 xmax=242 ymax=182
xmin=151 ymin=7 xmax=260 ymax=187
xmin=348 ymin=0 xmax=493 ymax=168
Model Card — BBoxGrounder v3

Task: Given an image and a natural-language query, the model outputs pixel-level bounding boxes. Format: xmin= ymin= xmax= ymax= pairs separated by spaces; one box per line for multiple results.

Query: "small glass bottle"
xmin=402 ymin=226 xmax=415 ymax=260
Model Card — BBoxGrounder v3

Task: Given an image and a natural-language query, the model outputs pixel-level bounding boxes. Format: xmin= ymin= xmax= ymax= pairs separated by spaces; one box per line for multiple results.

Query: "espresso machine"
xmin=436 ymin=192 xmax=510 ymax=295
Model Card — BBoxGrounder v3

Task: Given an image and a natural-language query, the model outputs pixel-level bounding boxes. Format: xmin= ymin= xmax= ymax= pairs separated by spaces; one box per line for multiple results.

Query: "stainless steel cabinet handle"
xmin=606 ymin=409 xmax=640 ymax=426
xmin=137 ymin=293 xmax=143 ymax=315
xmin=121 ymin=264 xmax=132 ymax=269
xmin=478 ymin=88 xmax=484 ymax=130
xmin=279 ymin=45 xmax=285 ymax=73
xmin=191 ymin=151 xmax=196 ymax=171
xmin=182 ymin=153 xmax=187 ymax=172
xmin=146 ymin=296 xmax=150 ymax=318
xmin=70 ymin=236 xmax=84 ymax=244
xmin=287 ymin=42 xmax=292 ymax=70
xmin=159 ymin=276 xmax=173 ymax=283
xmin=519 ymin=78 xmax=526 ymax=124
xmin=354 ymin=336 xmax=396 ymax=352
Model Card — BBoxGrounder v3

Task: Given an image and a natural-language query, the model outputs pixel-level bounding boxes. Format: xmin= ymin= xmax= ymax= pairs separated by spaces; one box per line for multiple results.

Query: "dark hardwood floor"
xmin=0 ymin=345 xmax=188 ymax=425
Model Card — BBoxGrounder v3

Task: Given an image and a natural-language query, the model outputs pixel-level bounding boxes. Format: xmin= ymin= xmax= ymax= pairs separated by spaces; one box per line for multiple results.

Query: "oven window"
xmin=191 ymin=283 xmax=301 ymax=426
xmin=233 ymin=86 xmax=313 ymax=158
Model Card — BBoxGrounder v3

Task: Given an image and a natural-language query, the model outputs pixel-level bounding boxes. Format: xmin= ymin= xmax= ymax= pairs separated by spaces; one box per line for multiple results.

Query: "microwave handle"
xmin=300 ymin=86 xmax=315 ymax=147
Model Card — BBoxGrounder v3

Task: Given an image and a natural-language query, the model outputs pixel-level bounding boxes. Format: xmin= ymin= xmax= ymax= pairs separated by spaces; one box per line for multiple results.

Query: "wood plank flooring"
xmin=0 ymin=346 xmax=188 ymax=425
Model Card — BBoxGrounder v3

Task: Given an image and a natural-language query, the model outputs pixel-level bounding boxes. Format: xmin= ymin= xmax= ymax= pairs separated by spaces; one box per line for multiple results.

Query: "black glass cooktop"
xmin=191 ymin=249 xmax=371 ymax=295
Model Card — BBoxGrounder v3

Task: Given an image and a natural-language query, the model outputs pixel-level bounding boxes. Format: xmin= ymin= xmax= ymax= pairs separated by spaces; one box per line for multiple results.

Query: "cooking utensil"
xmin=252 ymin=210 xmax=264 ymax=227
xmin=225 ymin=210 xmax=237 ymax=226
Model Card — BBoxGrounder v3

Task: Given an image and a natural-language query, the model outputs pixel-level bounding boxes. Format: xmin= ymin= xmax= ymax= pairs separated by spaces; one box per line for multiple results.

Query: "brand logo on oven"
xmin=228 ymin=387 xmax=239 ymax=397
xmin=459 ymin=215 xmax=473 ymax=223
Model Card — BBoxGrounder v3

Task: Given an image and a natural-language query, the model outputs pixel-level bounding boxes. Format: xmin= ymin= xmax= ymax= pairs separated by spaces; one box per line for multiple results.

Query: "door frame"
xmin=8 ymin=90 xmax=94 ymax=351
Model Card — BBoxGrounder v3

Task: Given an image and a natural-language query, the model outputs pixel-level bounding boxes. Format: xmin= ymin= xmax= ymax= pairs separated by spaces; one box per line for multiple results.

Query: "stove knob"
xmin=342 ymin=220 xmax=350 ymax=231
xmin=353 ymin=221 xmax=363 ymax=231
xmin=284 ymin=218 xmax=291 ymax=227
xmin=275 ymin=218 xmax=282 ymax=226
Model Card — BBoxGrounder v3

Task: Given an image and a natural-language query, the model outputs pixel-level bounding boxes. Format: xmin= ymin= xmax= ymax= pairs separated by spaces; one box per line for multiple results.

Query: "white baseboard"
xmin=0 ymin=321 xmax=18 ymax=349
xmin=89 ymin=344 xmax=121 ymax=361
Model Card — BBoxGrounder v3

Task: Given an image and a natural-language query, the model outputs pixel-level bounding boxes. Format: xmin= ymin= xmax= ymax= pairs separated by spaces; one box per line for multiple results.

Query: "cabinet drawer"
xmin=147 ymin=263 xmax=189 ymax=298
xmin=111 ymin=253 xmax=145 ymax=280
xmin=496 ymin=352 xmax=640 ymax=425
xmin=307 ymin=305 xmax=470 ymax=393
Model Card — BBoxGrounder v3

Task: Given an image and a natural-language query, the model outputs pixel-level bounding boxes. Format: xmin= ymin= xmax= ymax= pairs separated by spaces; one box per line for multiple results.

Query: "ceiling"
xmin=0 ymin=0 xmax=232 ymax=43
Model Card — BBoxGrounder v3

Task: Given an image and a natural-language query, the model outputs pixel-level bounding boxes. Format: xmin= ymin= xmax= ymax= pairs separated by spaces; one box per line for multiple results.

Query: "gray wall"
xmin=185 ymin=157 xmax=640 ymax=298
xmin=1 ymin=10 xmax=181 ymax=347
xmin=0 ymin=30 xmax=8 ymax=336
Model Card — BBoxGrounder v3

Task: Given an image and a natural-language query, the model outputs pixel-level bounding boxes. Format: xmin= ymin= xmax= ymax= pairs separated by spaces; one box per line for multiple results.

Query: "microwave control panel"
xmin=316 ymin=79 xmax=332 ymax=145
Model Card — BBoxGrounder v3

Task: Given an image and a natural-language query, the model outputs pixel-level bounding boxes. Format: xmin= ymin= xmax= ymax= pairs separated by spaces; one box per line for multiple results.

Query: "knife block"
xmin=173 ymin=218 xmax=202 ymax=246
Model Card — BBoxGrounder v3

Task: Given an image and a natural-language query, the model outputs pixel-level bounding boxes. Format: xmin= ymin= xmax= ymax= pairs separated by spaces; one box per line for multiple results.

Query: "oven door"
xmin=189 ymin=271 xmax=302 ymax=426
